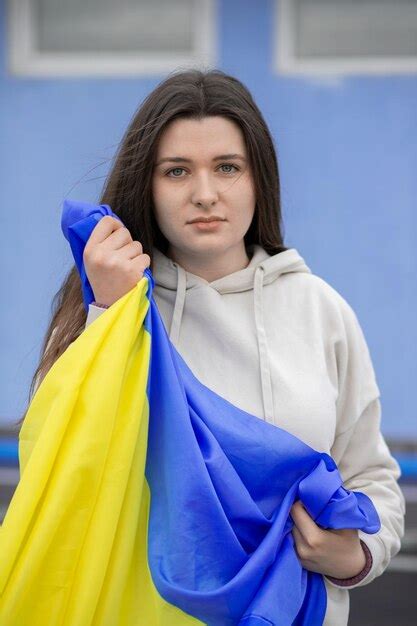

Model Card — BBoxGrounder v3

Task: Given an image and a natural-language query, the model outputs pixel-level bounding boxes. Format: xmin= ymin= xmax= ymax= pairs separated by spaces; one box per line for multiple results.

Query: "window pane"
xmin=35 ymin=0 xmax=195 ymax=53
xmin=294 ymin=0 xmax=417 ymax=58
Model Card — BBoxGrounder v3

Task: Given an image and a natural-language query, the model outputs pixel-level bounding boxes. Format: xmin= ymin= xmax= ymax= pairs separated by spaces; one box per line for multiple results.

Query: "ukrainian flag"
xmin=0 ymin=200 xmax=380 ymax=626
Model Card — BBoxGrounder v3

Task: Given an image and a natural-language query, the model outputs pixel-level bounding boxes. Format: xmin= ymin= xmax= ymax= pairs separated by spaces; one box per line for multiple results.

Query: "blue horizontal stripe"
xmin=0 ymin=439 xmax=18 ymax=465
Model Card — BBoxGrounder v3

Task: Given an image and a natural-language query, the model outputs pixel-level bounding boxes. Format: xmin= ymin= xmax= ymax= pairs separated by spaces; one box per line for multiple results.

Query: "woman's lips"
xmin=189 ymin=220 xmax=225 ymax=230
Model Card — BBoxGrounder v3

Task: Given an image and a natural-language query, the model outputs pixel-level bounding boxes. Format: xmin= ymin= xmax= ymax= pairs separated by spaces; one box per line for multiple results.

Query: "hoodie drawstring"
xmin=169 ymin=264 xmax=187 ymax=345
xmin=254 ymin=266 xmax=275 ymax=422
xmin=170 ymin=262 xmax=275 ymax=424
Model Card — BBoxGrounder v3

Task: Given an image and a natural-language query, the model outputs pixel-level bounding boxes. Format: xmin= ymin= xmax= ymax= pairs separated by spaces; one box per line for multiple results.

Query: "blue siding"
xmin=1 ymin=0 xmax=416 ymax=438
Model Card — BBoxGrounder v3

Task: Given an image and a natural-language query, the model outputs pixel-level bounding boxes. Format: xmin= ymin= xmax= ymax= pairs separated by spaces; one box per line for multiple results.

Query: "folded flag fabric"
xmin=0 ymin=199 xmax=381 ymax=626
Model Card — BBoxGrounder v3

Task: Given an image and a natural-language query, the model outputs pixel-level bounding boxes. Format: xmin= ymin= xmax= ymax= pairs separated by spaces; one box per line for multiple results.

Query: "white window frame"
xmin=7 ymin=0 xmax=217 ymax=77
xmin=275 ymin=0 xmax=417 ymax=76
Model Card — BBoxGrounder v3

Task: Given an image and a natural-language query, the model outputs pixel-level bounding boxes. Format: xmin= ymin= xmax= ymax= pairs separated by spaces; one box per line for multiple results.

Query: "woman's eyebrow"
xmin=155 ymin=153 xmax=247 ymax=166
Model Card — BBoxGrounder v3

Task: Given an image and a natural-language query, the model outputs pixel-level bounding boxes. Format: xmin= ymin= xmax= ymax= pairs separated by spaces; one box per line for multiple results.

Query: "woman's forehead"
xmin=156 ymin=116 xmax=246 ymax=156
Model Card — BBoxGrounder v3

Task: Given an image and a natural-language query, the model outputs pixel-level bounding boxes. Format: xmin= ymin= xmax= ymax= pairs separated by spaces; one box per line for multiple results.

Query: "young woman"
xmin=25 ymin=69 xmax=405 ymax=625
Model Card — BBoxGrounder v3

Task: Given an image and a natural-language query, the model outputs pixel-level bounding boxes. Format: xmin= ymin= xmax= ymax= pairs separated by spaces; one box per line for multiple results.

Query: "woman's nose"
xmin=191 ymin=172 xmax=219 ymax=206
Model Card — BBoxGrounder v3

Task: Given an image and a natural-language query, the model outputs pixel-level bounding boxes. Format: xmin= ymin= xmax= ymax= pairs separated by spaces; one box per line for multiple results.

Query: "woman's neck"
xmin=166 ymin=242 xmax=252 ymax=283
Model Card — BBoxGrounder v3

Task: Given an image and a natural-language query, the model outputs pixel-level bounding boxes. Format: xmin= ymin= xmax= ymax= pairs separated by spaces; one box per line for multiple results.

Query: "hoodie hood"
xmin=151 ymin=243 xmax=311 ymax=422
xmin=152 ymin=243 xmax=310 ymax=294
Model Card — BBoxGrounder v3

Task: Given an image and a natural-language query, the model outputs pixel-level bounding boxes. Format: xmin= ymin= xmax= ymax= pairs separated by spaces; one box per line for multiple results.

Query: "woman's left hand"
xmin=290 ymin=500 xmax=367 ymax=579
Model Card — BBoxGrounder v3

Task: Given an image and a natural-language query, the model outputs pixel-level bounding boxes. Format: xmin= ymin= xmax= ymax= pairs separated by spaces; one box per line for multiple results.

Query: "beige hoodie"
xmin=85 ymin=242 xmax=405 ymax=626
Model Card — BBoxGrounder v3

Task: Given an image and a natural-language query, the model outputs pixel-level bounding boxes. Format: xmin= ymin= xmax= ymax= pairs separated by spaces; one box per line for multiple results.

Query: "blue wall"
xmin=1 ymin=0 xmax=416 ymax=438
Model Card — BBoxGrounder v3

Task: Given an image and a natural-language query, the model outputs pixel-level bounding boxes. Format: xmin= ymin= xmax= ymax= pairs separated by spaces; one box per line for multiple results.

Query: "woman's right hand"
xmin=83 ymin=215 xmax=151 ymax=307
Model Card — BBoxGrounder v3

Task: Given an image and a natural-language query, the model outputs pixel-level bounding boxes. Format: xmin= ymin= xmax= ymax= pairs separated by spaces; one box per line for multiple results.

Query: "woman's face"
xmin=151 ymin=116 xmax=256 ymax=261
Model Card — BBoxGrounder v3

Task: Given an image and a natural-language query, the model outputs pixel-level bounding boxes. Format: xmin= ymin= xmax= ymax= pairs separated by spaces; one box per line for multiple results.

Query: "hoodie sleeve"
xmin=85 ymin=303 xmax=108 ymax=328
xmin=324 ymin=297 xmax=406 ymax=590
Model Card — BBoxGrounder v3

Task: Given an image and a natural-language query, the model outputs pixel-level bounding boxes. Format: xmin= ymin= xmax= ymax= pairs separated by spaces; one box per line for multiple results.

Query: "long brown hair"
xmin=17 ymin=68 xmax=288 ymax=429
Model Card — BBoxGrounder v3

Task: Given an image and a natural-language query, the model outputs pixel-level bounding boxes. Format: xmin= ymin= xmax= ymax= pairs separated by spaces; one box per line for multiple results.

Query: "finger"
xmin=119 ymin=241 xmax=144 ymax=260
xmin=291 ymin=500 xmax=313 ymax=521
xmin=291 ymin=525 xmax=307 ymax=549
xmin=130 ymin=254 xmax=151 ymax=274
xmin=87 ymin=215 xmax=124 ymax=247
xmin=290 ymin=501 xmax=319 ymax=537
xmin=102 ymin=226 xmax=136 ymax=252
xmin=327 ymin=528 xmax=359 ymax=539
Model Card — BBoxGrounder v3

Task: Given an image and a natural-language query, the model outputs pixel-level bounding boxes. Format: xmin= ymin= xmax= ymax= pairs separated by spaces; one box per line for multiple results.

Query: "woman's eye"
xmin=219 ymin=164 xmax=238 ymax=174
xmin=166 ymin=167 xmax=186 ymax=177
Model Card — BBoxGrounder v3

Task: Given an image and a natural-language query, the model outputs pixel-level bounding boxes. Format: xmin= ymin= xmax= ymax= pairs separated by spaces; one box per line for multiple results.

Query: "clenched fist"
xmin=83 ymin=215 xmax=151 ymax=307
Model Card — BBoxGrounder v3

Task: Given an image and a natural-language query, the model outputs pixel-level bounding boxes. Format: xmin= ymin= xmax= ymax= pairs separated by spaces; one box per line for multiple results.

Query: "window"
xmin=7 ymin=0 xmax=217 ymax=77
xmin=275 ymin=0 xmax=417 ymax=75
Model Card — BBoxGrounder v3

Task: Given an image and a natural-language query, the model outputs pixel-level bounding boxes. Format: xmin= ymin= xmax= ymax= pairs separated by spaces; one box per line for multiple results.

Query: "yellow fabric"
xmin=0 ymin=278 xmax=203 ymax=626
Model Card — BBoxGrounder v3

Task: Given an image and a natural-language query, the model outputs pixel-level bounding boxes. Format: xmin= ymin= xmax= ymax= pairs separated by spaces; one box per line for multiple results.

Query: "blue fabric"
xmin=62 ymin=198 xmax=381 ymax=626
xmin=61 ymin=200 xmax=124 ymax=312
